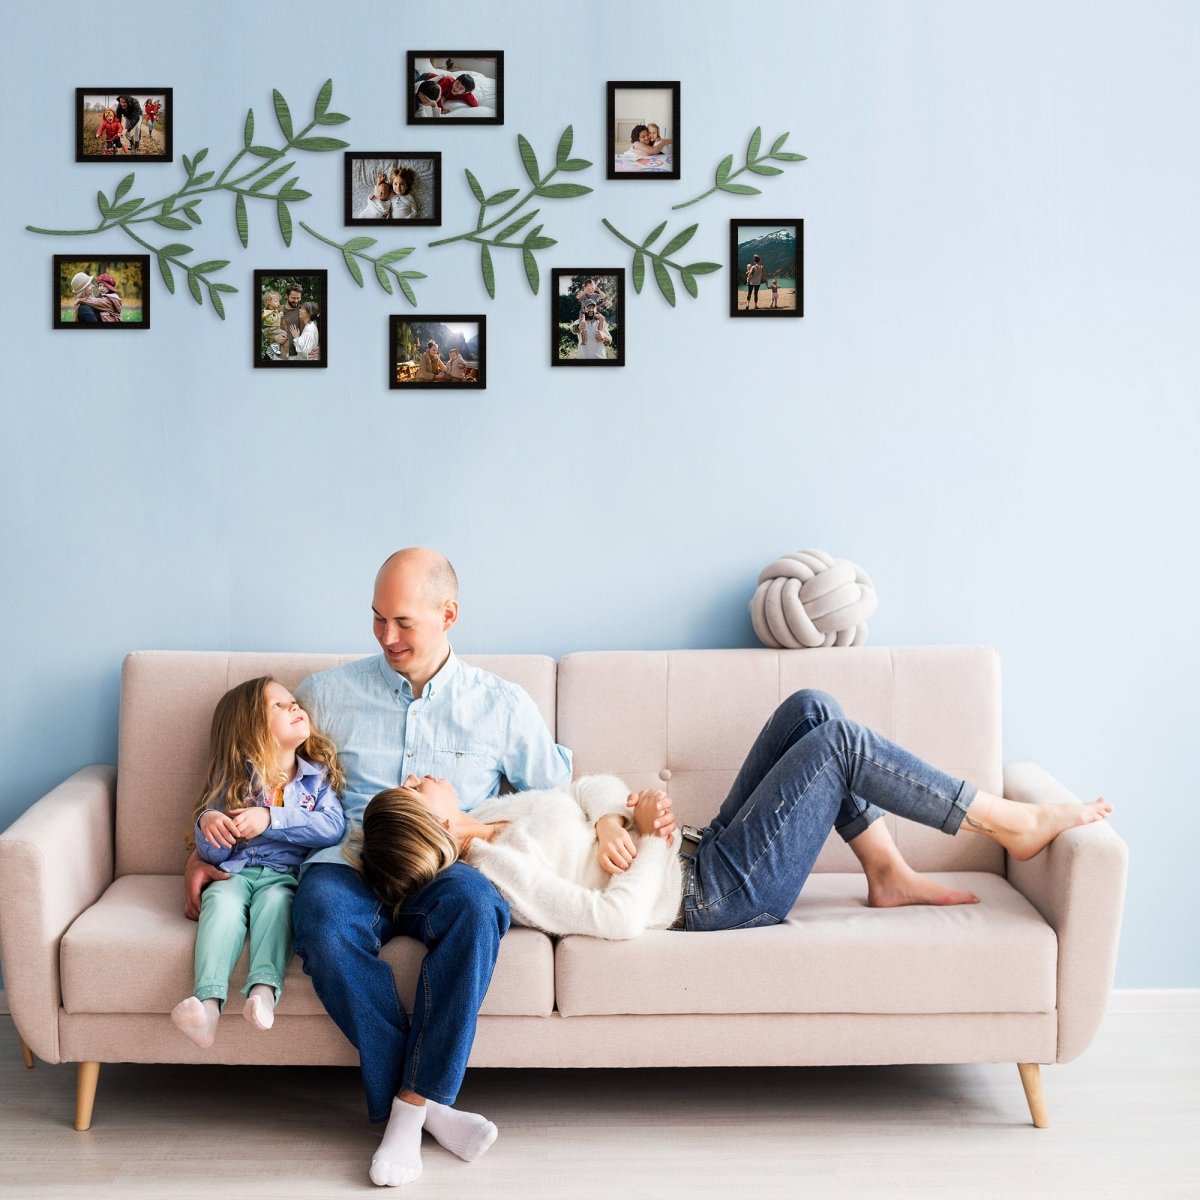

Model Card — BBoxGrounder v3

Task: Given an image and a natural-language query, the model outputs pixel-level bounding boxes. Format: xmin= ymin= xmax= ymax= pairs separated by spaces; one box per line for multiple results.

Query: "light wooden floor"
xmin=2 ymin=1012 xmax=1197 ymax=1199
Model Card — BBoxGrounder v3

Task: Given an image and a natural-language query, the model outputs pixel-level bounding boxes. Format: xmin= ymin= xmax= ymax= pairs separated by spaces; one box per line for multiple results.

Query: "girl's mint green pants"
xmin=193 ymin=866 xmax=297 ymax=1006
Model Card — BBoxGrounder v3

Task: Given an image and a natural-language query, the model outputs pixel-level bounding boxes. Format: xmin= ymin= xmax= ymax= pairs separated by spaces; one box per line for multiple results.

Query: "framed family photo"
xmin=551 ymin=269 xmax=625 ymax=367
xmin=407 ymin=53 xmax=504 ymax=125
xmin=730 ymin=219 xmax=804 ymax=317
xmin=53 ymin=256 xmax=150 ymax=328
xmin=254 ymin=270 xmax=328 ymax=368
xmin=606 ymin=81 xmax=679 ymax=180
xmin=344 ymin=153 xmax=442 ymax=226
xmin=76 ymin=89 xmax=171 ymax=161
xmin=390 ymin=316 xmax=486 ymax=389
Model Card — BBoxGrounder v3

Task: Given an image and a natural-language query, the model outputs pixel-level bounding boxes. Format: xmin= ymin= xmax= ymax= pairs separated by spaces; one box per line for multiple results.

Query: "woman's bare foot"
xmin=964 ymin=795 xmax=1112 ymax=861
xmin=866 ymin=860 xmax=979 ymax=908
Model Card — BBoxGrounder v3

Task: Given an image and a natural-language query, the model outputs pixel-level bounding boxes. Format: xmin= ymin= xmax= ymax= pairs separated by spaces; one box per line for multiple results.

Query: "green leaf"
xmin=747 ymin=127 xmax=762 ymax=163
xmin=187 ymin=271 xmax=202 ymax=304
xmin=182 ymin=206 xmax=203 ymax=224
xmin=771 ymin=151 xmax=806 ymax=161
xmin=684 ymin=261 xmax=722 ymax=274
xmin=465 ymin=169 xmax=485 ymax=203
xmin=715 ymin=154 xmax=734 ymax=185
xmin=641 ymin=221 xmax=667 ymax=249
xmin=343 ymin=236 xmax=377 ymax=253
xmin=480 ymin=244 xmax=495 ymax=298
xmin=535 ymin=182 xmax=591 ymax=199
xmin=399 ymin=278 xmax=417 ymax=306
xmin=660 ymin=224 xmax=698 ymax=258
xmin=517 ymin=134 xmax=540 ymax=186
xmin=277 ymin=198 xmax=292 ymax=245
xmin=523 ymin=236 xmax=555 ymax=250
xmin=523 ymin=249 xmax=539 ymax=294
xmin=244 ymin=109 xmax=255 ymax=148
xmin=316 ymin=111 xmax=350 ymax=125
xmin=248 ymin=145 xmax=282 ymax=158
xmin=97 ymin=191 xmax=112 ymax=218
xmin=292 ymin=135 xmax=349 ymax=151
xmin=111 ymin=199 xmax=142 ymax=219
xmin=485 ymin=187 xmax=519 ymax=206
xmin=495 ymin=210 xmax=537 ymax=242
xmin=720 ymin=182 xmax=762 ymax=195
xmin=211 ymin=283 xmax=237 ymax=293
xmin=189 ymin=260 xmax=230 ymax=275
xmin=273 ymin=89 xmax=293 ymax=140
xmin=183 ymin=153 xmax=193 ymax=176
xmin=632 ymin=250 xmax=646 ymax=293
xmin=680 ymin=269 xmax=698 ymax=299
xmin=194 ymin=148 xmax=209 ymax=167
xmin=374 ymin=262 xmax=394 ymax=294
xmin=207 ymin=283 xmax=226 ymax=320
xmin=378 ymin=247 xmax=415 ymax=266
xmin=315 ymin=79 xmax=333 ymax=118
xmin=343 ymin=249 xmax=364 ymax=286
xmin=158 ymin=256 xmax=175 ymax=293
xmin=191 ymin=171 xmax=214 ymax=187
xmin=114 ymin=174 xmax=135 ymax=203
xmin=771 ymin=131 xmax=790 ymax=154
xmin=157 ymin=243 xmax=192 ymax=257
xmin=556 ymin=126 xmax=574 ymax=166
xmin=560 ymin=158 xmax=592 ymax=171
xmin=154 ymin=215 xmax=192 ymax=230
xmin=280 ymin=185 xmax=312 ymax=202
xmin=746 ymin=162 xmax=784 ymax=176
xmin=398 ymin=271 xmax=427 ymax=280
xmin=161 ymin=196 xmax=175 ymax=213
xmin=653 ymin=260 xmax=676 ymax=307
xmin=235 ymin=194 xmax=249 ymax=247
xmin=249 ymin=162 xmax=293 ymax=193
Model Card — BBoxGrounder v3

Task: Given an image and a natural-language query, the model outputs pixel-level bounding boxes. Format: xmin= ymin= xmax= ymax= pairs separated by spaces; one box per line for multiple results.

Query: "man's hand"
xmin=230 ymin=807 xmax=270 ymax=840
xmin=183 ymin=850 xmax=230 ymax=921
xmin=198 ymin=809 xmax=239 ymax=850
xmin=627 ymin=789 xmax=676 ymax=840
xmin=595 ymin=813 xmax=637 ymax=875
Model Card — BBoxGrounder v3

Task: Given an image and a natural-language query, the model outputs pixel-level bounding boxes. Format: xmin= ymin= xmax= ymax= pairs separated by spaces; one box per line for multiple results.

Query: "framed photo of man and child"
xmin=344 ymin=153 xmax=442 ymax=227
xmin=75 ymin=89 xmax=171 ymax=162
xmin=606 ymin=82 xmax=679 ymax=180
xmin=551 ymin=270 xmax=625 ymax=367
xmin=730 ymin=219 xmax=804 ymax=318
xmin=255 ymin=271 xmax=328 ymax=368
xmin=53 ymin=256 xmax=150 ymax=328
xmin=390 ymin=316 xmax=486 ymax=389
xmin=407 ymin=53 xmax=504 ymax=125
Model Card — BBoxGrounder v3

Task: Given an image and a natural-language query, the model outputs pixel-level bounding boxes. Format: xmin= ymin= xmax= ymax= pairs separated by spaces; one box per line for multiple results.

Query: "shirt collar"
xmin=293 ymin=754 xmax=322 ymax=781
xmin=376 ymin=647 xmax=459 ymax=699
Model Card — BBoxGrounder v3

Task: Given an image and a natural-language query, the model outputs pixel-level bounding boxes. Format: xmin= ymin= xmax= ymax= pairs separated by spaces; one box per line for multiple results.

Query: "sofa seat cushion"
xmin=60 ymin=875 xmax=555 ymax=1017
xmin=555 ymin=873 xmax=1056 ymax=1017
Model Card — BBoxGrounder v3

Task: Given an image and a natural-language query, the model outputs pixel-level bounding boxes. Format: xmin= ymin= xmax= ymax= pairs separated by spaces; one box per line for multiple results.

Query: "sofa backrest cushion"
xmin=116 ymin=651 xmax=558 ymax=876
xmin=557 ymin=646 xmax=1004 ymax=874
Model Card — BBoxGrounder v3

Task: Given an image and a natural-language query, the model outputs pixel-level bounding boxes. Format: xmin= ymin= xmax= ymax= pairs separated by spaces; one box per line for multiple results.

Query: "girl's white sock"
xmin=171 ymin=997 xmax=220 ymax=1048
xmin=424 ymin=1099 xmax=499 ymax=1162
xmin=243 ymin=984 xmax=276 ymax=1031
xmin=370 ymin=1097 xmax=426 ymax=1187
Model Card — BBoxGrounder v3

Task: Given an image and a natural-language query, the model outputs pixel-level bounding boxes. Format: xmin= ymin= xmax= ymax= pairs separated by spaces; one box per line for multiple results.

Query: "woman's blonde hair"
xmin=189 ymin=676 xmax=345 ymax=835
xmin=349 ymin=787 xmax=459 ymax=916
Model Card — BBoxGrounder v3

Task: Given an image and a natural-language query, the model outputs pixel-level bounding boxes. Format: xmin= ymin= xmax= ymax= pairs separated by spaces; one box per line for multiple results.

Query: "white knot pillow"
xmin=750 ymin=550 xmax=878 ymax=649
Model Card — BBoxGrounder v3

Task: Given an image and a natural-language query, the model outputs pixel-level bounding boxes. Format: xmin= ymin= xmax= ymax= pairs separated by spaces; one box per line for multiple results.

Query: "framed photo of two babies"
xmin=606 ymin=81 xmax=680 ymax=181
xmin=344 ymin=153 xmax=442 ymax=226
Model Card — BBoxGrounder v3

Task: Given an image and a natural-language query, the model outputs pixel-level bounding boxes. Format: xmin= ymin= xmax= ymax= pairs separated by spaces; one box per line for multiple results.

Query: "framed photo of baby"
xmin=254 ymin=270 xmax=328 ymax=368
xmin=551 ymin=269 xmax=625 ymax=367
xmin=344 ymin=153 xmax=442 ymax=227
xmin=390 ymin=316 xmax=486 ymax=389
xmin=730 ymin=219 xmax=804 ymax=318
xmin=75 ymin=88 xmax=171 ymax=161
xmin=606 ymin=82 xmax=680 ymax=180
xmin=53 ymin=256 xmax=150 ymax=328
xmin=407 ymin=53 xmax=504 ymax=125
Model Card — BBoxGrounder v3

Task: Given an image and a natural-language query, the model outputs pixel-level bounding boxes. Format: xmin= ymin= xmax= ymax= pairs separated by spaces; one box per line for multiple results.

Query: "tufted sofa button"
xmin=659 ymin=768 xmax=672 ymax=781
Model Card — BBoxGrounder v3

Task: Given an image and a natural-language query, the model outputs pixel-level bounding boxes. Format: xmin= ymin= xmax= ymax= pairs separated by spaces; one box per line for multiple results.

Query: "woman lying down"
xmin=352 ymin=692 xmax=1111 ymax=937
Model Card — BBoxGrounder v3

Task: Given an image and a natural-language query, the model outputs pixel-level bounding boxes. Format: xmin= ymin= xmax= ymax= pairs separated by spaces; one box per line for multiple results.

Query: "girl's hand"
xmin=595 ymin=813 xmax=637 ymax=875
xmin=626 ymin=789 xmax=676 ymax=840
xmin=230 ymin=807 xmax=271 ymax=840
xmin=199 ymin=810 xmax=239 ymax=850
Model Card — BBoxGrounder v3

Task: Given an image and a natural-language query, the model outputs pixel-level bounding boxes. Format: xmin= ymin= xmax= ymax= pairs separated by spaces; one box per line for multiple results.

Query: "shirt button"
xmin=407 ymin=751 xmax=413 ymax=757
xmin=659 ymin=768 xmax=672 ymax=781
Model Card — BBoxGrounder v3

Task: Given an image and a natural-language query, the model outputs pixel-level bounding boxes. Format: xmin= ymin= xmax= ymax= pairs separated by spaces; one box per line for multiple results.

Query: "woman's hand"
xmin=595 ymin=813 xmax=637 ymax=875
xmin=230 ymin=807 xmax=270 ymax=840
xmin=199 ymin=809 xmax=239 ymax=850
xmin=627 ymin=789 xmax=676 ymax=840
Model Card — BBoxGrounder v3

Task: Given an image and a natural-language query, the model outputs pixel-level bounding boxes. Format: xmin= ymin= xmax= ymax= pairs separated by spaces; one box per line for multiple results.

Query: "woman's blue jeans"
xmin=292 ymin=861 xmax=510 ymax=1121
xmin=680 ymin=690 xmax=978 ymax=932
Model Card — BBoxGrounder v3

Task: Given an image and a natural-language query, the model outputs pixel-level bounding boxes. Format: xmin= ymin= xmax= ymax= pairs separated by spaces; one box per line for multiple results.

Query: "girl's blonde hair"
xmin=190 ymin=676 xmax=345 ymax=834
xmin=349 ymin=787 xmax=459 ymax=916
xmin=263 ymin=290 xmax=280 ymax=306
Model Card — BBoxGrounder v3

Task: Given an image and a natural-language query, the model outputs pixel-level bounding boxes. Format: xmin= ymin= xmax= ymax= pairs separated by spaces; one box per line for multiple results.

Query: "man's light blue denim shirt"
xmin=295 ymin=650 xmax=573 ymax=871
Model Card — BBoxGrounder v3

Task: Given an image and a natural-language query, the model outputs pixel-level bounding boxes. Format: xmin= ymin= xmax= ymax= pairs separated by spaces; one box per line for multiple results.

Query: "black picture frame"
xmin=390 ymin=315 xmax=487 ymax=389
xmin=550 ymin=269 xmax=626 ymax=367
xmin=406 ymin=53 xmax=505 ymax=126
xmin=253 ymin=270 xmax=329 ymax=368
xmin=729 ymin=219 xmax=804 ymax=318
xmin=75 ymin=88 xmax=172 ymax=162
xmin=53 ymin=255 xmax=151 ymax=329
xmin=343 ymin=152 xmax=442 ymax=227
xmin=606 ymin=81 xmax=680 ymax=181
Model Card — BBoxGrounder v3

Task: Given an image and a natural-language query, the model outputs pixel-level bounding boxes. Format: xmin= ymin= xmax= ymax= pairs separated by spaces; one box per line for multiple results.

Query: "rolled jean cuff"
xmin=242 ymin=973 xmax=283 ymax=1000
xmin=401 ymin=1073 xmax=457 ymax=1108
xmin=836 ymin=803 xmax=884 ymax=843
xmin=193 ymin=983 xmax=228 ymax=1006
xmin=942 ymin=781 xmax=978 ymax=834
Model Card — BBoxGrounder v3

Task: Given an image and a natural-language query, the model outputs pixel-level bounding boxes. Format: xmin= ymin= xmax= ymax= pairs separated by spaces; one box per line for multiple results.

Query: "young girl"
xmin=446 ymin=347 xmax=473 ymax=380
xmin=172 ymin=677 xmax=345 ymax=1047
xmin=143 ymin=97 xmax=161 ymax=139
xmin=96 ymin=107 xmax=125 ymax=155
xmin=643 ymin=122 xmax=672 ymax=153
xmin=769 ymin=277 xmax=780 ymax=308
xmin=261 ymin=290 xmax=282 ymax=333
xmin=390 ymin=166 xmax=418 ymax=219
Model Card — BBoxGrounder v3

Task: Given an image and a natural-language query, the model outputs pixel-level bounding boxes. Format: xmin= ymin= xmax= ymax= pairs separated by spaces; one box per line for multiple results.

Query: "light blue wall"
xmin=3 ymin=1 xmax=1197 ymax=988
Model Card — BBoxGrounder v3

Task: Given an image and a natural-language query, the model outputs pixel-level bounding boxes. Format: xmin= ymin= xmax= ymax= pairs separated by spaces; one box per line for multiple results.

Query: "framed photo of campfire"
xmin=53 ymin=256 xmax=150 ymax=328
xmin=390 ymin=316 xmax=486 ymax=389
xmin=76 ymin=89 xmax=172 ymax=162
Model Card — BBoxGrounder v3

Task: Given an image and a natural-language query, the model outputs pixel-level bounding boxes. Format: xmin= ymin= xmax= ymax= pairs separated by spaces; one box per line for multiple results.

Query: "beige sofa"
xmin=0 ymin=646 xmax=1128 ymax=1131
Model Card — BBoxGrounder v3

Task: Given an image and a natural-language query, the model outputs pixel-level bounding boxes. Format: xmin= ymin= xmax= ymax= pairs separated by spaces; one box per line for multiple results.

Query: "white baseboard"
xmin=1108 ymin=988 xmax=1200 ymax=1013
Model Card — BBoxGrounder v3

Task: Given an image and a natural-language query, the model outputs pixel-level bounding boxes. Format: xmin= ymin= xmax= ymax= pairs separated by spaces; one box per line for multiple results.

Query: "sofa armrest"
xmin=1003 ymin=762 xmax=1128 ymax=1064
xmin=0 ymin=765 xmax=116 ymax=1063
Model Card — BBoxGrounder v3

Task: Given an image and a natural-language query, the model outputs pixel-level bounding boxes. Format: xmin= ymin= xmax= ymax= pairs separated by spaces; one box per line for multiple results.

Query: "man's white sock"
xmin=243 ymin=984 xmax=276 ymax=1031
xmin=370 ymin=1097 xmax=426 ymax=1187
xmin=424 ymin=1098 xmax=499 ymax=1162
xmin=171 ymin=996 xmax=220 ymax=1048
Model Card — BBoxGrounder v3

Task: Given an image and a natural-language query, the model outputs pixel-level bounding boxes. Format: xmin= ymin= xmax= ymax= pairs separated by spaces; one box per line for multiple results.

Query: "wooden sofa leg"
xmin=75 ymin=1062 xmax=101 ymax=1131
xmin=1017 ymin=1062 xmax=1049 ymax=1128
xmin=19 ymin=1035 xmax=35 ymax=1069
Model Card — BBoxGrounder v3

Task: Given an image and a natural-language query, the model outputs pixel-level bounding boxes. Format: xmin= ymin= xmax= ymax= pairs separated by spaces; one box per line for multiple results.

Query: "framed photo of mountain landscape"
xmin=730 ymin=219 xmax=803 ymax=318
xmin=390 ymin=315 xmax=486 ymax=389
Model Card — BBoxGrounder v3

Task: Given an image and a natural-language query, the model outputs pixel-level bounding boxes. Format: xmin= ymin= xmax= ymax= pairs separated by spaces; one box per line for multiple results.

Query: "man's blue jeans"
xmin=292 ymin=861 xmax=510 ymax=1121
xmin=681 ymin=690 xmax=978 ymax=932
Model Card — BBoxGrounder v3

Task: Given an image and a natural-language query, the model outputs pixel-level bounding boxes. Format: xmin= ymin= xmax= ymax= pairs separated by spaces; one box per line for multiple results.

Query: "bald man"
xmin=185 ymin=550 xmax=571 ymax=1186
